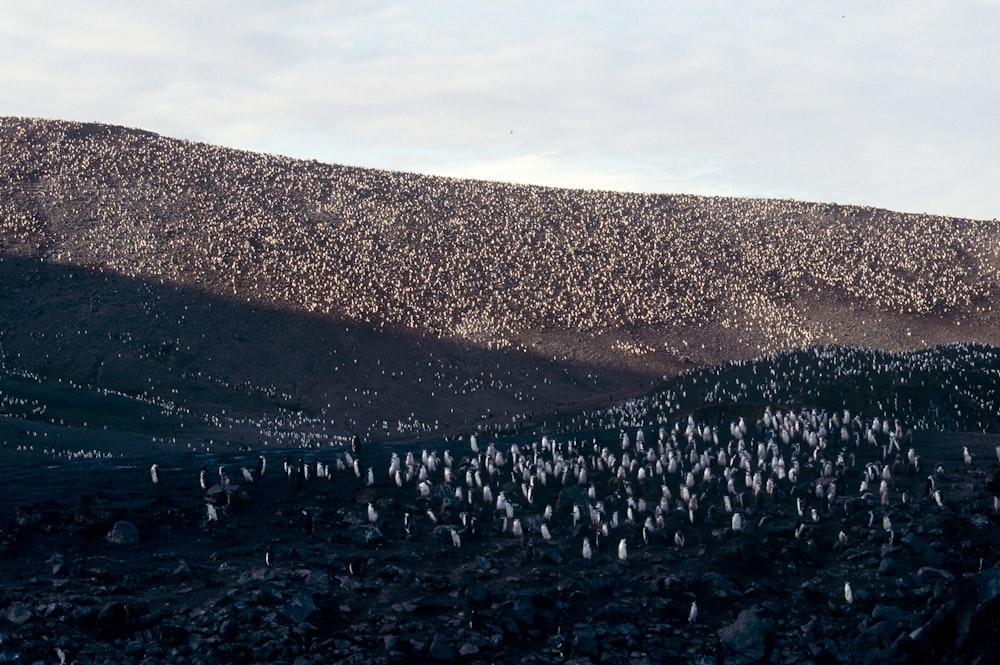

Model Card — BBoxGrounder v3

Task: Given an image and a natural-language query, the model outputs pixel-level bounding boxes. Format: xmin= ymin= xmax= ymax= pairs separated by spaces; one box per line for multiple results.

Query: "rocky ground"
xmin=2 ymin=424 xmax=999 ymax=665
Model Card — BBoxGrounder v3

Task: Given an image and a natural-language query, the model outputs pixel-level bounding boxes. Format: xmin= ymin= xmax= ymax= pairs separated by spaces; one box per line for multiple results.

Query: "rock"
xmin=718 ymin=608 xmax=768 ymax=662
xmin=510 ymin=595 xmax=537 ymax=627
xmin=572 ymin=624 xmax=599 ymax=657
xmin=281 ymin=593 xmax=317 ymax=624
xmin=968 ymin=513 xmax=990 ymax=529
xmin=304 ymin=571 xmax=330 ymax=594
xmin=916 ymin=567 xmax=955 ymax=585
xmin=219 ymin=618 xmax=239 ymax=641
xmin=539 ymin=545 xmax=564 ymax=565
xmin=429 ymin=632 xmax=455 ymax=661
xmin=871 ymin=604 xmax=905 ymax=625
xmin=6 ymin=601 xmax=34 ymax=625
xmin=346 ymin=524 xmax=386 ymax=545
xmin=107 ymin=520 xmax=140 ymax=545
xmin=75 ymin=493 xmax=114 ymax=527
xmin=852 ymin=620 xmax=902 ymax=665
xmin=954 ymin=568 xmax=1000 ymax=657
xmin=13 ymin=504 xmax=41 ymax=526
xmin=702 ymin=572 xmax=740 ymax=598
xmin=96 ymin=602 xmax=136 ymax=638
xmin=922 ymin=547 xmax=945 ymax=568
xmin=877 ymin=556 xmax=894 ymax=576
xmin=464 ymin=582 xmax=490 ymax=605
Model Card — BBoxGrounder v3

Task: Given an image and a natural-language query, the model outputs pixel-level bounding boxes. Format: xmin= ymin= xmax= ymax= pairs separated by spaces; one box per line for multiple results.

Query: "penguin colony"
xmin=568 ymin=342 xmax=1000 ymax=435
xmin=127 ymin=388 xmax=1000 ymax=663
xmin=184 ymin=395 xmax=1000 ymax=634
xmin=3 ymin=117 xmax=998 ymax=360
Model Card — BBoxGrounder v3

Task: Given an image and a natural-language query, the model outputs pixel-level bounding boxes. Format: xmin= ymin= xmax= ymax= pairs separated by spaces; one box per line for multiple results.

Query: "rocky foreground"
xmin=3 ymin=414 xmax=1000 ymax=665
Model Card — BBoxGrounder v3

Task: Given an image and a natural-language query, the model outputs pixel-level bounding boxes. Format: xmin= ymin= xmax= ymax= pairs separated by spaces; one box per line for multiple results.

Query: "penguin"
xmin=582 ymin=537 xmax=593 ymax=562
xmin=150 ymin=463 xmax=161 ymax=484
xmin=688 ymin=600 xmax=698 ymax=624
xmin=302 ymin=509 xmax=314 ymax=535
xmin=731 ymin=513 xmax=744 ymax=532
xmin=844 ymin=581 xmax=853 ymax=605
xmin=367 ymin=503 xmax=379 ymax=524
xmin=206 ymin=503 xmax=218 ymax=522
xmin=257 ymin=454 xmax=266 ymax=478
xmin=241 ymin=467 xmax=254 ymax=483
xmin=617 ymin=538 xmax=628 ymax=561
xmin=265 ymin=545 xmax=274 ymax=567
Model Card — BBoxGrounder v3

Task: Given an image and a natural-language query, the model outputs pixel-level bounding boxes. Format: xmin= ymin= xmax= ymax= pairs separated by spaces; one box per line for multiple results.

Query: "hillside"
xmin=2 ymin=117 xmax=1000 ymax=440
xmin=3 ymin=118 xmax=1000 ymax=664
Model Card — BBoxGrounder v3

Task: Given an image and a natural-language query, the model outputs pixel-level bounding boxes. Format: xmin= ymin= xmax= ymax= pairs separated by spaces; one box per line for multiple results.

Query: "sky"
xmin=3 ymin=1 xmax=999 ymax=220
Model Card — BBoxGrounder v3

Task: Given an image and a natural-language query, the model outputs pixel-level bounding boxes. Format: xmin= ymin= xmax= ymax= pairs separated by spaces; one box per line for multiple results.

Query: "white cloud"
xmin=2 ymin=1 xmax=998 ymax=219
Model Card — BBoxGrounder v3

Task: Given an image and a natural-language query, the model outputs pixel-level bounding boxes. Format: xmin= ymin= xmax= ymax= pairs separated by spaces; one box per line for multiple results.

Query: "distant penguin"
xmin=450 ymin=528 xmax=461 ymax=548
xmin=302 ymin=509 xmax=314 ymax=535
xmin=688 ymin=600 xmax=698 ymax=624
xmin=241 ymin=467 xmax=254 ymax=483
xmin=367 ymin=503 xmax=379 ymax=524
xmin=257 ymin=455 xmax=266 ymax=477
xmin=844 ymin=581 xmax=854 ymax=605
xmin=150 ymin=463 xmax=161 ymax=484
xmin=206 ymin=503 xmax=218 ymax=522
xmin=265 ymin=545 xmax=274 ymax=567
xmin=731 ymin=513 xmax=744 ymax=532
xmin=617 ymin=538 xmax=628 ymax=561
xmin=582 ymin=537 xmax=593 ymax=562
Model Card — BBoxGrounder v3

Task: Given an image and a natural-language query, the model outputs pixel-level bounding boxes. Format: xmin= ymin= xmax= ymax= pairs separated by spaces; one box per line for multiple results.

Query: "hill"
xmin=2 ymin=116 xmax=999 ymax=441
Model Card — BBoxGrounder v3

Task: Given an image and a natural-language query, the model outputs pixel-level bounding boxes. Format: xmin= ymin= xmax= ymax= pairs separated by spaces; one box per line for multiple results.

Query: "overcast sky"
xmin=4 ymin=1 xmax=999 ymax=220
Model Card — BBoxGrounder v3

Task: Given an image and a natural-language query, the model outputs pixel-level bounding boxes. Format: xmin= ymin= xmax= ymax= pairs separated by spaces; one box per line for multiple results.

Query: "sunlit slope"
xmin=3 ymin=118 xmax=998 ymax=362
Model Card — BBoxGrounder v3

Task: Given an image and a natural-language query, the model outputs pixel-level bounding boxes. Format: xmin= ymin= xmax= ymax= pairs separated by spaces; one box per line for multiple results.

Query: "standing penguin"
xmin=302 ymin=509 xmax=314 ymax=535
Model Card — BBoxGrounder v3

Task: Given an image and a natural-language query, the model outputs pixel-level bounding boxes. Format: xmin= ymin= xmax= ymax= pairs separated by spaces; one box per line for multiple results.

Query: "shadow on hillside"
xmin=0 ymin=254 xmax=657 ymax=443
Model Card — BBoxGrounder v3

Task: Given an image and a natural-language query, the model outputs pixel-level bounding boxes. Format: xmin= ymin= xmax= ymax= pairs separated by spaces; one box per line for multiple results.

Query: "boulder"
xmin=718 ymin=608 xmax=769 ymax=662
xmin=107 ymin=520 xmax=140 ymax=546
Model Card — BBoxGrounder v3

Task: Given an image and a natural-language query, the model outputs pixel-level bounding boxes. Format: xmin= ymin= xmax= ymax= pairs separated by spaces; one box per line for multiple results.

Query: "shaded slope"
xmin=0 ymin=255 xmax=651 ymax=445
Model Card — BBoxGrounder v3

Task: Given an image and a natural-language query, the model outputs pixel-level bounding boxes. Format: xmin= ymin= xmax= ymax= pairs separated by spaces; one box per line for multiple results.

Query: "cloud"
xmin=3 ymin=1 xmax=998 ymax=219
